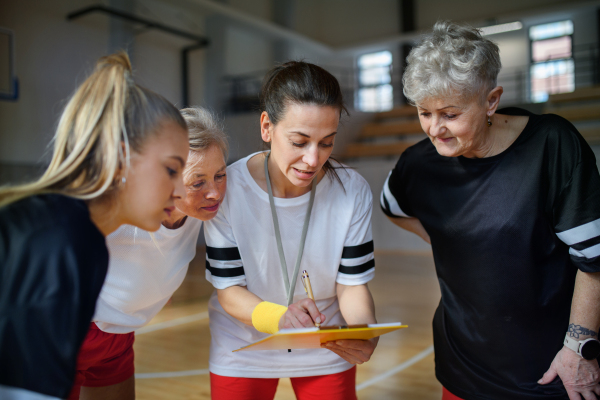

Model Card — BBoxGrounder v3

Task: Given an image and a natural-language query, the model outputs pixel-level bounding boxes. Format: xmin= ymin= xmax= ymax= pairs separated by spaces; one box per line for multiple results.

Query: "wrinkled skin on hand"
xmin=539 ymin=346 xmax=600 ymax=400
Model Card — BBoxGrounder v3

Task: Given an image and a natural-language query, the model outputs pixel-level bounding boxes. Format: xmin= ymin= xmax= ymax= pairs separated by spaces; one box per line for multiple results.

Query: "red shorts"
xmin=210 ymin=366 xmax=357 ymax=400
xmin=442 ymin=387 xmax=464 ymax=400
xmin=67 ymin=323 xmax=135 ymax=400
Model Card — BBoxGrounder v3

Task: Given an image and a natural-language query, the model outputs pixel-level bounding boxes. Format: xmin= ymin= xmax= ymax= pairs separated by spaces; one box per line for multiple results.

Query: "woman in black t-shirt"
xmin=381 ymin=21 xmax=600 ymax=400
xmin=0 ymin=53 xmax=189 ymax=400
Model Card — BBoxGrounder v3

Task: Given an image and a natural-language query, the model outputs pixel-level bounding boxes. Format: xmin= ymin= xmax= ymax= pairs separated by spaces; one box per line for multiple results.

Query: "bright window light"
xmin=480 ymin=21 xmax=523 ymax=36
xmin=529 ymin=20 xmax=573 ymax=41
xmin=358 ymin=51 xmax=392 ymax=69
xmin=358 ymin=85 xmax=393 ymax=112
xmin=530 ymin=59 xmax=574 ymax=103
xmin=532 ymin=36 xmax=572 ymax=62
xmin=357 ymin=51 xmax=393 ymax=112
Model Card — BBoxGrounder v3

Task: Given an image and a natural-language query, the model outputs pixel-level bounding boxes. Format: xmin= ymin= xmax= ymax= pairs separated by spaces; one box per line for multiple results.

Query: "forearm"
xmin=336 ymin=283 xmax=377 ymax=325
xmin=216 ymin=285 xmax=263 ymax=326
xmin=538 ymin=272 xmax=600 ymax=394
xmin=386 ymin=216 xmax=430 ymax=244
xmin=568 ymin=271 xmax=600 ymax=339
xmin=324 ymin=283 xmax=379 ymax=364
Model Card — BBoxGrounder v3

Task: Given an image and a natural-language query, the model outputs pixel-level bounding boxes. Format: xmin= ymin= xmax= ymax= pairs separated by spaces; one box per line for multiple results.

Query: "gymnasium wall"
xmin=1 ymin=0 xmax=599 ymax=253
xmin=0 ymin=0 xmax=207 ymax=168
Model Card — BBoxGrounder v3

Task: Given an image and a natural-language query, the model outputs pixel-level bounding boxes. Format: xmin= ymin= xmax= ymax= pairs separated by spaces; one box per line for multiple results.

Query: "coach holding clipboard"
xmin=203 ymin=61 xmax=378 ymax=400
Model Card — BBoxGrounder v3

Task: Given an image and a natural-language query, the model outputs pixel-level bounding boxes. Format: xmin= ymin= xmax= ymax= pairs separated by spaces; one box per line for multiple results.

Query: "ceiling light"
xmin=480 ymin=21 xmax=523 ymax=36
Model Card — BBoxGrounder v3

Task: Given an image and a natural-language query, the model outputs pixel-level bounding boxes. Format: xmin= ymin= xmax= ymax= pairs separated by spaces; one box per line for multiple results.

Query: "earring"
xmin=487 ymin=115 xmax=492 ymax=127
xmin=121 ymin=176 xmax=126 ymax=184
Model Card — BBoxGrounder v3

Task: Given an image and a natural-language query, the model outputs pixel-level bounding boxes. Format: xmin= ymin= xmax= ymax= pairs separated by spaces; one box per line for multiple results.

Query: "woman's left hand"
xmin=321 ymin=337 xmax=378 ymax=364
xmin=538 ymin=346 xmax=600 ymax=399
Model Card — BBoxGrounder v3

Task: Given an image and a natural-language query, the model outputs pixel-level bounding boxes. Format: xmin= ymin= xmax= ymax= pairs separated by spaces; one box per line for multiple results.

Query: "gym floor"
xmin=133 ymin=249 xmax=442 ymax=400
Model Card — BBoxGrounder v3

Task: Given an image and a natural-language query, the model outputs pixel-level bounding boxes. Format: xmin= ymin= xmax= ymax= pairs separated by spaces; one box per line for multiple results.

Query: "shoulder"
xmin=395 ymin=137 xmax=436 ymax=169
xmin=383 ymin=137 xmax=436 ymax=183
xmin=0 ymin=195 xmax=108 ymax=296
xmin=500 ymin=107 xmax=586 ymax=153
xmin=1 ymin=194 xmax=106 ymax=259
xmin=228 ymin=152 xmax=263 ymax=175
xmin=325 ymin=162 xmax=373 ymax=211
xmin=226 ymin=155 xmax=249 ymax=174
xmin=330 ymin=161 xmax=371 ymax=192
xmin=528 ymin=110 xmax=593 ymax=165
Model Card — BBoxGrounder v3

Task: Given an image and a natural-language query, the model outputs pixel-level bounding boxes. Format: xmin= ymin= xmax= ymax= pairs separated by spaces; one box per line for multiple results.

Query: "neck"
xmin=472 ymin=114 xmax=524 ymax=158
xmin=162 ymin=209 xmax=187 ymax=230
xmin=466 ymin=115 xmax=506 ymax=158
xmin=267 ymin=154 xmax=313 ymax=198
xmin=86 ymin=196 xmax=123 ymax=237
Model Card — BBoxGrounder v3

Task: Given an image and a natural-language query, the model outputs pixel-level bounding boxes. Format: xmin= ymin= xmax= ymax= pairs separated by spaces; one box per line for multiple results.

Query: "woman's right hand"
xmin=279 ymin=299 xmax=326 ymax=329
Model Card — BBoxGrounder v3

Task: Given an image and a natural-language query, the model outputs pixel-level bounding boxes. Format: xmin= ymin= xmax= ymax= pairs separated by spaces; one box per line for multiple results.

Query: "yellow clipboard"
xmin=233 ymin=322 xmax=407 ymax=352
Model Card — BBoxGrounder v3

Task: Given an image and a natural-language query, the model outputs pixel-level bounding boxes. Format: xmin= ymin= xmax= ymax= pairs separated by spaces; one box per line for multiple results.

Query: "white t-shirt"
xmin=93 ymin=218 xmax=202 ymax=333
xmin=204 ymin=152 xmax=375 ymax=378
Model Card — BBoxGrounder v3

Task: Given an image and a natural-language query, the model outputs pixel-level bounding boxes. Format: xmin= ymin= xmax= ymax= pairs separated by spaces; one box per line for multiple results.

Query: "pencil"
xmin=301 ymin=270 xmax=320 ymax=327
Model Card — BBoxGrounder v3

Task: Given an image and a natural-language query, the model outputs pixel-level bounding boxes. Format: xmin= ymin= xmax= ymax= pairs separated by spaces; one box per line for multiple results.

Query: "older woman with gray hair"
xmin=381 ymin=21 xmax=600 ymax=400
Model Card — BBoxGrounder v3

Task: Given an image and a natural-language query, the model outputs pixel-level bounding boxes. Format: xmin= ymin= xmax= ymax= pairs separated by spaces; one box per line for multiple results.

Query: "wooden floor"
xmin=133 ymin=250 xmax=442 ymax=400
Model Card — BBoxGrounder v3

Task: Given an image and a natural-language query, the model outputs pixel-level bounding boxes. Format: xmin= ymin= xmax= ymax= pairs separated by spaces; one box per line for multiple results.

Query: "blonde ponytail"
xmin=0 ymin=52 xmax=186 ymax=207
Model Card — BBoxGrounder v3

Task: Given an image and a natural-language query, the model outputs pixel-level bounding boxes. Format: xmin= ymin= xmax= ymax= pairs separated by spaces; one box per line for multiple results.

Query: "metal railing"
xmin=221 ymin=42 xmax=600 ymax=114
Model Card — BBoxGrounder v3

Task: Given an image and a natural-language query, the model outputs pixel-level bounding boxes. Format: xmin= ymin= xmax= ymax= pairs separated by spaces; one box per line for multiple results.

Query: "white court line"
xmin=134 ymin=310 xmax=433 ymax=388
xmin=134 ymin=344 xmax=435 ymax=386
xmin=136 ymin=369 xmax=210 ymax=379
xmin=356 ymin=345 xmax=434 ymax=391
xmin=135 ymin=311 xmax=209 ymax=335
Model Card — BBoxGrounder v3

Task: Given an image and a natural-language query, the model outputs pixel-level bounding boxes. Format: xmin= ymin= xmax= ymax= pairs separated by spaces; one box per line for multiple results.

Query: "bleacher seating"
xmin=544 ymin=86 xmax=600 ymax=145
xmin=342 ymin=105 xmax=425 ymax=159
xmin=343 ymin=87 xmax=600 ymax=160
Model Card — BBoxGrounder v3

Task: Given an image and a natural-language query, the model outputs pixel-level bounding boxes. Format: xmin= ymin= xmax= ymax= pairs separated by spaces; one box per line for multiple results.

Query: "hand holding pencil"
xmin=277 ymin=270 xmax=325 ymax=330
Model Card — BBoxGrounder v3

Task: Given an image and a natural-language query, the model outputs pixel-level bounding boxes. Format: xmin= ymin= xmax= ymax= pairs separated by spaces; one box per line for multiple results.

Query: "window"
xmin=529 ymin=20 xmax=574 ymax=103
xmin=356 ymin=51 xmax=393 ymax=112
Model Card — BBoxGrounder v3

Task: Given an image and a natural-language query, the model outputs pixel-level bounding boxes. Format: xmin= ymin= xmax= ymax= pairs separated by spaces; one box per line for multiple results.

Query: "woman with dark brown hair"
xmin=204 ymin=61 xmax=378 ymax=400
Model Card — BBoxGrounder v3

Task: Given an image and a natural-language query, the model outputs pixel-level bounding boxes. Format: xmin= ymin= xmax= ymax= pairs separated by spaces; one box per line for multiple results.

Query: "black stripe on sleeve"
xmin=381 ymin=194 xmax=398 ymax=218
xmin=341 ymin=241 xmax=374 ymax=259
xmin=338 ymin=259 xmax=375 ymax=275
xmin=206 ymin=246 xmax=241 ymax=261
xmin=381 ymin=191 xmax=391 ymax=212
xmin=206 ymin=260 xmax=245 ymax=278
xmin=571 ymin=234 xmax=600 ymax=251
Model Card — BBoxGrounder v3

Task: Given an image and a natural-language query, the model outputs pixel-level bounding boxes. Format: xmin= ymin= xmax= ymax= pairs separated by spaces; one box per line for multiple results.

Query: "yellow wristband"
xmin=252 ymin=301 xmax=288 ymax=334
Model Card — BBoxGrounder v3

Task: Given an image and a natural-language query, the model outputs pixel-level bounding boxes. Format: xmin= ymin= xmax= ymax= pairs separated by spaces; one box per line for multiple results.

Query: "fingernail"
xmin=537 ymin=379 xmax=543 ymax=384
xmin=316 ymin=317 xmax=321 ymax=324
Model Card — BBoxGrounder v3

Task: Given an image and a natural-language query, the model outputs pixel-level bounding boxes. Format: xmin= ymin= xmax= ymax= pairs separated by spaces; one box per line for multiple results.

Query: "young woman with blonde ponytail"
xmin=0 ymin=52 xmax=189 ymax=400
xmin=68 ymin=107 xmax=229 ymax=400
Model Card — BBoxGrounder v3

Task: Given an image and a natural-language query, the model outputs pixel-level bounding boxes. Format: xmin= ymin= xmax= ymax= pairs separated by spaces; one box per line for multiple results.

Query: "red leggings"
xmin=442 ymin=387 xmax=464 ymax=400
xmin=210 ymin=366 xmax=357 ymax=400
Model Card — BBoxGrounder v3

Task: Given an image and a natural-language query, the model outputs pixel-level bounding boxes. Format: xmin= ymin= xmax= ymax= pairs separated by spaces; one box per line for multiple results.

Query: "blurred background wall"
xmin=2 ymin=0 xmax=600 ymax=251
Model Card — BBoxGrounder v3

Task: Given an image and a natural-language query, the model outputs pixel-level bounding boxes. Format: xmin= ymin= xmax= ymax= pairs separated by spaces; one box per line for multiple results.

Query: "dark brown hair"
xmin=260 ymin=61 xmax=348 ymax=187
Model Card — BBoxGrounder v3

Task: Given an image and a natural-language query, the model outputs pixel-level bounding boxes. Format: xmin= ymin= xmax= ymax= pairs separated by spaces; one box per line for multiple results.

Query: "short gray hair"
xmin=180 ymin=107 xmax=228 ymax=161
xmin=403 ymin=21 xmax=502 ymax=105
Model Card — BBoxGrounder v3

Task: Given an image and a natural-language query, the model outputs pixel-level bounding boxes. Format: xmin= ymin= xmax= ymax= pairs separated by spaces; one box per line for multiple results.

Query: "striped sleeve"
xmin=337 ymin=184 xmax=375 ymax=285
xmin=380 ymin=170 xmax=409 ymax=218
xmin=553 ymin=155 xmax=600 ymax=272
xmin=203 ymin=208 xmax=246 ymax=289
